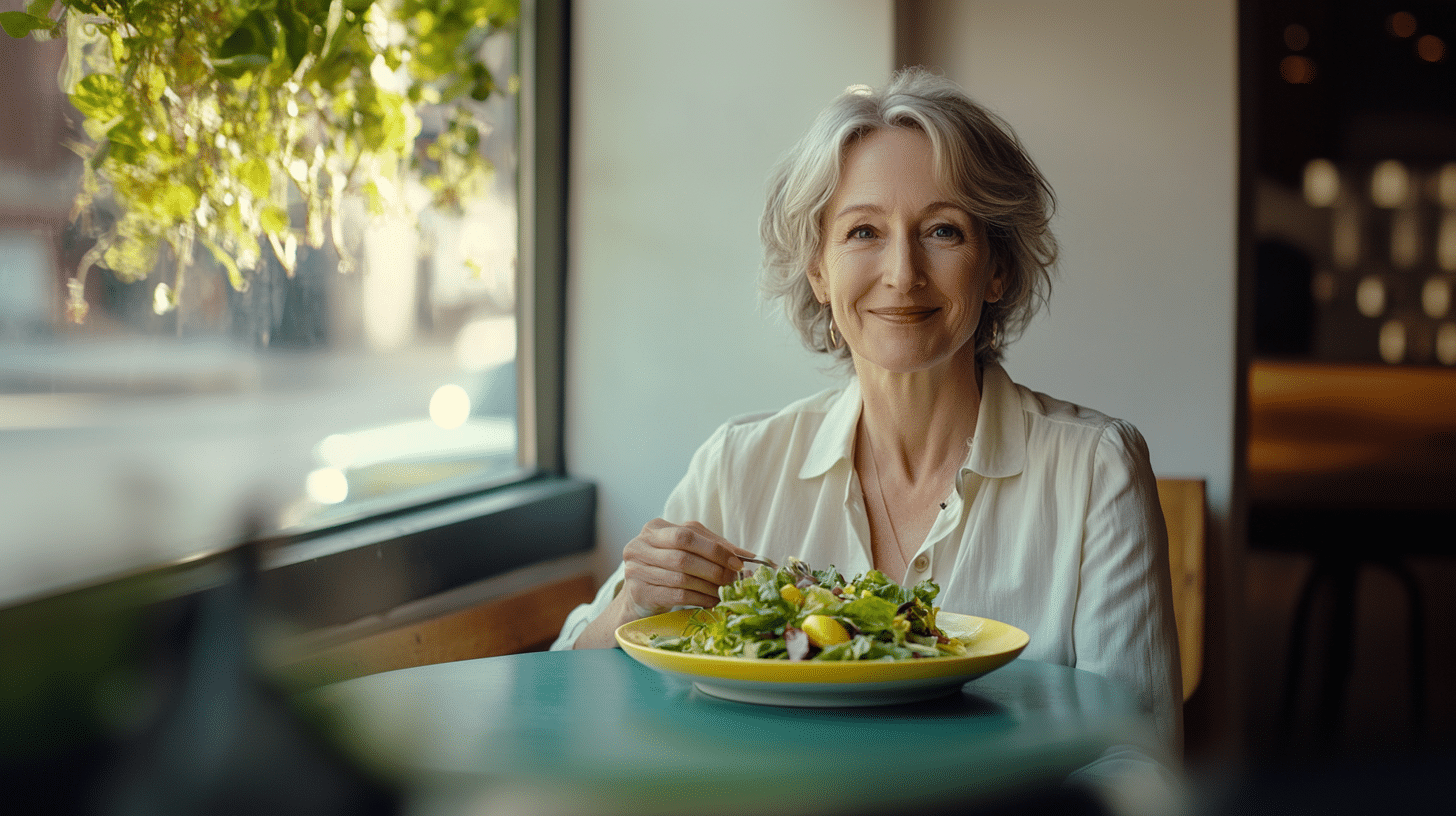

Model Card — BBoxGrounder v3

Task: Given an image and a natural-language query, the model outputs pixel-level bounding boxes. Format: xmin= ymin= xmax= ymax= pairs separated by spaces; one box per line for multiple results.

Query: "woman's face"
xmin=810 ymin=126 xmax=1002 ymax=376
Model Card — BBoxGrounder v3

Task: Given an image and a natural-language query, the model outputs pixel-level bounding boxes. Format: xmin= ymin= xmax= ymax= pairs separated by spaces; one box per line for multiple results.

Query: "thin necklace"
xmin=863 ymin=434 xmax=908 ymax=577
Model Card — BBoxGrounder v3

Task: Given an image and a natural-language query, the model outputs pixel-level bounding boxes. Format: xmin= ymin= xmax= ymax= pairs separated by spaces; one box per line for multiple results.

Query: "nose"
xmin=882 ymin=231 xmax=925 ymax=292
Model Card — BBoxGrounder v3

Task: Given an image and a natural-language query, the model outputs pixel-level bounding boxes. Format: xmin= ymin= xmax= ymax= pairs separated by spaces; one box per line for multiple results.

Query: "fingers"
xmin=618 ymin=559 xmax=722 ymax=618
xmin=635 ymin=519 xmax=745 ymax=583
xmin=623 ymin=560 xmax=725 ymax=602
xmin=619 ymin=519 xmax=748 ymax=617
xmin=621 ymin=570 xmax=721 ymax=615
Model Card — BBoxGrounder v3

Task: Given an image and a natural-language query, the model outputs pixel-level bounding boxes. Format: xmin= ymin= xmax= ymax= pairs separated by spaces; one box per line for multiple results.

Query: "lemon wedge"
xmin=802 ymin=614 xmax=850 ymax=647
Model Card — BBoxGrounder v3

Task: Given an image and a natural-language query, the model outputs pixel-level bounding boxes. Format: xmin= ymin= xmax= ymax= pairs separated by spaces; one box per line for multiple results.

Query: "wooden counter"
xmin=1248 ymin=360 xmax=1456 ymax=512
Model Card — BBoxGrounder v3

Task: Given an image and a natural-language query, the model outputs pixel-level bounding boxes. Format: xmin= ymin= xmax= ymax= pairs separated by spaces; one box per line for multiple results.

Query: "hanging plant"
xmin=0 ymin=0 xmax=518 ymax=324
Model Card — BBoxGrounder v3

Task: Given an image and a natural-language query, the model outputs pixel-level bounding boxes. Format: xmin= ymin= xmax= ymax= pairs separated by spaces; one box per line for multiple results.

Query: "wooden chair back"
xmin=1157 ymin=478 xmax=1206 ymax=701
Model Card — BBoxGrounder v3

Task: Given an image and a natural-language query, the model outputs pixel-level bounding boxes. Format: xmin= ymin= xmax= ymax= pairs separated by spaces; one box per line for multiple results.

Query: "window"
xmin=0 ymin=0 xmax=582 ymax=614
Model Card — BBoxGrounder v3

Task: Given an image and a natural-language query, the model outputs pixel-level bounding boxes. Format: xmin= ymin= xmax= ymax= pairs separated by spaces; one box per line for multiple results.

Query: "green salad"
xmin=648 ymin=557 xmax=969 ymax=661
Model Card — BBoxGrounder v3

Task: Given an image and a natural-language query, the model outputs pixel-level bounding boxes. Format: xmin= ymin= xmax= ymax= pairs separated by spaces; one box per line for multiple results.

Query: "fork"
xmin=739 ymin=555 xmax=778 ymax=568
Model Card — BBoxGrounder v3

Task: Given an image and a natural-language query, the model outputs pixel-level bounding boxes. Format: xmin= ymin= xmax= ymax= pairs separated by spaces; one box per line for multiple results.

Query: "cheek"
xmin=820 ymin=254 xmax=867 ymax=301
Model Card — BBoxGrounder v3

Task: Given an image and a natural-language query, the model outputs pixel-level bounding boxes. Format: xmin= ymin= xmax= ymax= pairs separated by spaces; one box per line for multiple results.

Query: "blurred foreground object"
xmin=0 ymin=540 xmax=399 ymax=816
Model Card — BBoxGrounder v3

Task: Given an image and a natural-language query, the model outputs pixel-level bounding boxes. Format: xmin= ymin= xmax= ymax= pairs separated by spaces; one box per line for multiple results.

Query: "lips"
xmin=867 ymin=306 xmax=939 ymax=323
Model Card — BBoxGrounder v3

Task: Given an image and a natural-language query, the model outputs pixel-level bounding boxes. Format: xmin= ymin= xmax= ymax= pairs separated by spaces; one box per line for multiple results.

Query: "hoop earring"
xmin=822 ymin=303 xmax=844 ymax=350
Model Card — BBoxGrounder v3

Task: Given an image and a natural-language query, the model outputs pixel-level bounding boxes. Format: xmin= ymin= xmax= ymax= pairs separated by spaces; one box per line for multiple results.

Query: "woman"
xmin=553 ymin=68 xmax=1182 ymax=747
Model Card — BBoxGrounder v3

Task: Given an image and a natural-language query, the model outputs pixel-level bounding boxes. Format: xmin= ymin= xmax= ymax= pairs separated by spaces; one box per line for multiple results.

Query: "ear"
xmin=983 ymin=267 xmax=1005 ymax=304
xmin=807 ymin=263 xmax=827 ymax=303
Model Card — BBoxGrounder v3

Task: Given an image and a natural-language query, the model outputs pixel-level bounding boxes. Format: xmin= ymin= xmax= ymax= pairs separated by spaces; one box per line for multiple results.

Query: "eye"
xmin=930 ymin=224 xmax=964 ymax=240
xmin=847 ymin=225 xmax=876 ymax=240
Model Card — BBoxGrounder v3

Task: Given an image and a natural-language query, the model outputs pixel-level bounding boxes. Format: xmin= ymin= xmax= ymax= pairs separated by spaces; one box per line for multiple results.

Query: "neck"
xmin=854 ymin=357 xmax=982 ymax=486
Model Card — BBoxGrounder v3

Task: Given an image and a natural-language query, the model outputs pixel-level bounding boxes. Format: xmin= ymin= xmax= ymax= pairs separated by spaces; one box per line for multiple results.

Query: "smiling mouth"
xmin=868 ymin=307 xmax=939 ymax=323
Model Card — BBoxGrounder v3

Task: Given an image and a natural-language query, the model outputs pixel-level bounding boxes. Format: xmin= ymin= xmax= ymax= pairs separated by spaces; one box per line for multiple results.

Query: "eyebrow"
xmin=829 ymin=201 xmax=969 ymax=222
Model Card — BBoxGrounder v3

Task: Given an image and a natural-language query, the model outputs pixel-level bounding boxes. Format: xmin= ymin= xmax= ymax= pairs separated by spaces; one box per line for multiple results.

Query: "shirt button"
xmin=912 ymin=554 xmax=929 ymax=572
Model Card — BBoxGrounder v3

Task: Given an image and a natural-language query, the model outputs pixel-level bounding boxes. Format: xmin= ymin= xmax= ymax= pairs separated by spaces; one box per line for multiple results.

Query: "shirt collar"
xmin=966 ymin=363 xmax=1026 ymax=478
xmin=798 ymin=363 xmax=1027 ymax=480
xmin=799 ymin=376 xmax=861 ymax=479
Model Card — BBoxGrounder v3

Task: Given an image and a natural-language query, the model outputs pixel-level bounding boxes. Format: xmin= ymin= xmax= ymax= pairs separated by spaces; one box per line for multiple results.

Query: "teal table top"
xmin=306 ymin=649 xmax=1161 ymax=815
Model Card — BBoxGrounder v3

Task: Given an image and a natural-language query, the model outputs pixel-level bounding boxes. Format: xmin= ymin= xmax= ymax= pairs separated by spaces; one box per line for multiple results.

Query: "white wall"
xmin=566 ymin=0 xmax=894 ymax=573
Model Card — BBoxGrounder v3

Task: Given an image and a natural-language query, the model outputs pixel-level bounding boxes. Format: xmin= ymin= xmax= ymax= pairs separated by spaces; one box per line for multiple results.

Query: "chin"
xmin=856 ymin=351 xmax=953 ymax=374
xmin=853 ymin=339 xmax=976 ymax=375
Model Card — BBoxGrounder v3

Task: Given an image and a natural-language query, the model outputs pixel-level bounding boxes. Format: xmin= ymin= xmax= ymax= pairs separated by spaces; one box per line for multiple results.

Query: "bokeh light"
xmin=306 ymin=468 xmax=349 ymax=505
xmin=430 ymin=384 xmax=472 ymax=429
xmin=1423 ymin=277 xmax=1452 ymax=318
xmin=1440 ymin=211 xmax=1456 ymax=271
xmin=1303 ymin=158 xmax=1339 ymax=207
xmin=1438 ymin=322 xmax=1456 ymax=365
xmin=1370 ymin=160 xmax=1410 ymax=208
xmin=1436 ymin=163 xmax=1456 ymax=207
xmin=1379 ymin=319 xmax=1407 ymax=363
xmin=1284 ymin=23 xmax=1310 ymax=51
xmin=1388 ymin=11 xmax=1418 ymax=39
xmin=1417 ymin=34 xmax=1445 ymax=63
xmin=1279 ymin=54 xmax=1317 ymax=83
xmin=1357 ymin=275 xmax=1387 ymax=318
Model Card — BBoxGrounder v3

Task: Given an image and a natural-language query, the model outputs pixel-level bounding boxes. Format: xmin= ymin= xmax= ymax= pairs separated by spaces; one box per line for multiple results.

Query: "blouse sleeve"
xmin=549 ymin=423 xmax=733 ymax=650
xmin=1073 ymin=419 xmax=1184 ymax=748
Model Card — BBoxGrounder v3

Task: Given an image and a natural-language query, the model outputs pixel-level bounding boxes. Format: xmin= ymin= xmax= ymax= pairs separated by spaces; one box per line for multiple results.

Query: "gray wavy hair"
xmin=760 ymin=67 xmax=1057 ymax=368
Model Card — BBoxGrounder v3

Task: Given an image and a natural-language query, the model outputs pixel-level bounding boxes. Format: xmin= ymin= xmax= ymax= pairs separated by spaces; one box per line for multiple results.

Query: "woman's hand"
xmin=620 ymin=519 xmax=748 ymax=614
xmin=573 ymin=519 xmax=749 ymax=649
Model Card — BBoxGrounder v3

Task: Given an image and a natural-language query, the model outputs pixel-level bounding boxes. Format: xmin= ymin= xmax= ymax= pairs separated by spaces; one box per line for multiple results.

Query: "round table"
xmin=304 ymin=649 xmax=1169 ymax=816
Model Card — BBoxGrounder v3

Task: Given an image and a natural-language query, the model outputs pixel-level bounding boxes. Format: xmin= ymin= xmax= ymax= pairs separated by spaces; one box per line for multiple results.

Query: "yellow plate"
xmin=616 ymin=609 xmax=1029 ymax=707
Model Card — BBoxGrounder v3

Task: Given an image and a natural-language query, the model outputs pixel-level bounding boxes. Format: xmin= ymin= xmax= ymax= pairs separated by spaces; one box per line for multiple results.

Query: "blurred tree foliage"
xmin=0 ymin=0 xmax=518 ymax=323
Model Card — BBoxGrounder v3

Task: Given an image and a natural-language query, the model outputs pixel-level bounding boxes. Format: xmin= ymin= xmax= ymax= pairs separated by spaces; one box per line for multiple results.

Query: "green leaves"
xmin=0 ymin=11 xmax=56 ymax=39
xmin=237 ymin=157 xmax=271 ymax=199
xmin=217 ymin=8 xmax=276 ymax=63
xmin=0 ymin=3 xmax=61 ymax=38
xmin=660 ymin=558 xmax=964 ymax=661
xmin=68 ymin=74 xmax=125 ymax=121
xmin=11 ymin=0 xmax=520 ymax=325
xmin=357 ymin=85 xmax=417 ymax=152
xmin=157 ymin=185 xmax=200 ymax=222
xmin=839 ymin=594 xmax=900 ymax=633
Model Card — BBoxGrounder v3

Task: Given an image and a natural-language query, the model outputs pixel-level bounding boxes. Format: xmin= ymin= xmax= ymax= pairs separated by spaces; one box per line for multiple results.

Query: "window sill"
xmin=260 ymin=473 xmax=596 ymax=632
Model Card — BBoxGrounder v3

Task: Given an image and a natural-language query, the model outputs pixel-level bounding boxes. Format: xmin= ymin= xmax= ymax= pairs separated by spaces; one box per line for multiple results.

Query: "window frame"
xmin=518 ymin=0 xmax=571 ymax=479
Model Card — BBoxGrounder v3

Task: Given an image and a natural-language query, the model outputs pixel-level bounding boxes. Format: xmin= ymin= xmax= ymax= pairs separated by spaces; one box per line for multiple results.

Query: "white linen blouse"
xmin=552 ymin=363 xmax=1183 ymax=746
